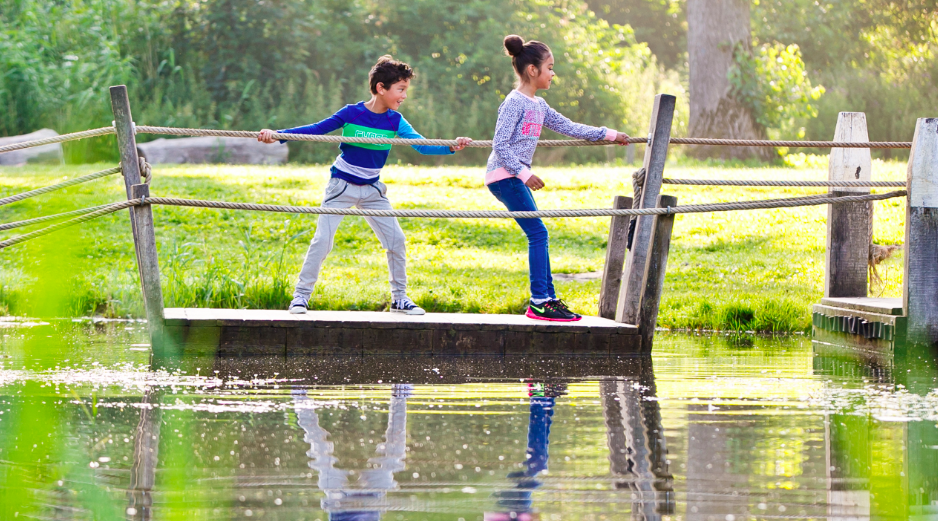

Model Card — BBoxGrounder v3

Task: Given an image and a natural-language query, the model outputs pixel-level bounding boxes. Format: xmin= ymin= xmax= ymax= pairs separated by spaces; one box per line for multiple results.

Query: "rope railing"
xmin=0 ymin=166 xmax=122 ymax=207
xmin=0 ymin=199 xmax=137 ymax=249
xmin=662 ymin=178 xmax=906 ymax=188
xmin=0 ymin=190 xmax=907 ymax=250
xmin=0 ymin=203 xmax=123 ymax=232
xmin=0 ymin=127 xmax=116 ymax=154
xmin=0 ymin=124 xmax=912 ymax=152
xmin=134 ymin=125 xmax=913 ymax=149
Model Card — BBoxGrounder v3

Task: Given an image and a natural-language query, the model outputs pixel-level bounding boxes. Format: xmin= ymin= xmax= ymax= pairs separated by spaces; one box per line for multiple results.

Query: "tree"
xmin=686 ymin=0 xmax=770 ymax=159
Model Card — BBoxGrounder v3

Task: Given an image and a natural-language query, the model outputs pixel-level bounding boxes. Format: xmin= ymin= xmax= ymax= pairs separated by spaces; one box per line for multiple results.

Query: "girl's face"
xmin=376 ymin=78 xmax=410 ymax=110
xmin=527 ymin=53 xmax=555 ymax=90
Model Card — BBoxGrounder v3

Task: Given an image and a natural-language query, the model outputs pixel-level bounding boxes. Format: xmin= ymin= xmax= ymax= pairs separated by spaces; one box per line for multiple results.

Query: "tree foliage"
xmin=729 ymin=42 xmax=825 ymax=138
xmin=0 ymin=0 xmax=659 ymax=164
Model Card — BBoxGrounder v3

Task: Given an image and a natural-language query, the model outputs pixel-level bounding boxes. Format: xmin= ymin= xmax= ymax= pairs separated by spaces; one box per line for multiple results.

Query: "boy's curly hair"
xmin=369 ymin=55 xmax=415 ymax=94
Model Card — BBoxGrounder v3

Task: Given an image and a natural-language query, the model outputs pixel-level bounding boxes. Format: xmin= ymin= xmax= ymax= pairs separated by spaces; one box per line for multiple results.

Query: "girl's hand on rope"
xmin=613 ymin=131 xmax=631 ymax=146
xmin=258 ymin=129 xmax=278 ymax=144
xmin=525 ymin=175 xmax=545 ymax=191
xmin=449 ymin=137 xmax=472 ymax=152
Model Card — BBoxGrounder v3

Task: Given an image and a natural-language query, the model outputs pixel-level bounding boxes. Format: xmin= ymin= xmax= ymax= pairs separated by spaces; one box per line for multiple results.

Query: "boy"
xmin=259 ymin=55 xmax=471 ymax=315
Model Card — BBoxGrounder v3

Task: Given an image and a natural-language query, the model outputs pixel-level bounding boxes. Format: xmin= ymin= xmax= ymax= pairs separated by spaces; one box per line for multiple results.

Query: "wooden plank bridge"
xmin=163 ymin=308 xmax=639 ymax=357
xmin=100 ymin=87 xmax=938 ymax=358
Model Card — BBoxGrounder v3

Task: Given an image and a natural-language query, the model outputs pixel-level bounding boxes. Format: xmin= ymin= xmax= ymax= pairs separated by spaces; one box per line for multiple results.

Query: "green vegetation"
xmin=0 ymin=0 xmax=672 ymax=166
xmin=0 ymin=159 xmax=907 ymax=331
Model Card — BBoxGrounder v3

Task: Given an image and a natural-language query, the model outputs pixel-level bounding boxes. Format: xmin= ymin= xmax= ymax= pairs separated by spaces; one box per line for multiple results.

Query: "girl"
xmin=487 ymin=35 xmax=630 ymax=322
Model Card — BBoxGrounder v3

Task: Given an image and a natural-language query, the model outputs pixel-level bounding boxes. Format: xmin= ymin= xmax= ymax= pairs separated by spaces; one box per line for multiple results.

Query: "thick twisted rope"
xmin=668 ymin=137 xmax=910 ymax=148
xmin=0 ymin=127 xmax=117 ymax=154
xmin=0 ymin=203 xmax=121 ymax=232
xmin=134 ymin=125 xmax=606 ymax=148
xmin=134 ymin=125 xmax=912 ymax=149
xmin=0 ymin=166 xmax=122 ymax=207
xmin=146 ymin=191 xmax=905 ymax=218
xmin=0 ymin=200 xmax=136 ymax=249
xmin=662 ymin=178 xmax=905 ymax=188
xmin=0 ymin=191 xmax=907 ymax=250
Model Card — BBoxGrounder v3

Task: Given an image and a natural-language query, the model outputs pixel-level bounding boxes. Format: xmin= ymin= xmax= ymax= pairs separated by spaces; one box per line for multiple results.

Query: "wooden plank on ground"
xmin=819 ymin=297 xmax=903 ymax=316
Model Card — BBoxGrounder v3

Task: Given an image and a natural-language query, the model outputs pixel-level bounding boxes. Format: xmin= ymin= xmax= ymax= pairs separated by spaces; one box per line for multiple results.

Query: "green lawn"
xmin=0 ymin=157 xmax=908 ymax=331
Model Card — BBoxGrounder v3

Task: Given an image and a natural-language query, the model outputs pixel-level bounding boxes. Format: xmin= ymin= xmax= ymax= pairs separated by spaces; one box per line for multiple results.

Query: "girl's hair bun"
xmin=503 ymin=35 xmax=525 ymax=57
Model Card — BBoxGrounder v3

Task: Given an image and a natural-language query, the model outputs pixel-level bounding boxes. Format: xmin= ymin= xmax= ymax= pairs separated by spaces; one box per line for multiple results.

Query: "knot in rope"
xmin=139 ymin=157 xmax=152 ymax=185
xmin=119 ymin=158 xmax=152 ymax=184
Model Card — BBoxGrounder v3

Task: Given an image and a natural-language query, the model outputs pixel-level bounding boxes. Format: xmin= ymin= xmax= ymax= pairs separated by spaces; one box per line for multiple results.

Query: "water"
xmin=1 ymin=320 xmax=937 ymax=520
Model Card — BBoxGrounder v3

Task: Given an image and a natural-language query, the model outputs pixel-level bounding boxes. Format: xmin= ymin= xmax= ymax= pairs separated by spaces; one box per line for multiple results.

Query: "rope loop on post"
xmin=139 ymin=157 xmax=152 ymax=185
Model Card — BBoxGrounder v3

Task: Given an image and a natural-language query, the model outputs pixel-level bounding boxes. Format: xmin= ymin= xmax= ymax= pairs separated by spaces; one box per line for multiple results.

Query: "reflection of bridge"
xmin=118 ymin=355 xmax=938 ymax=518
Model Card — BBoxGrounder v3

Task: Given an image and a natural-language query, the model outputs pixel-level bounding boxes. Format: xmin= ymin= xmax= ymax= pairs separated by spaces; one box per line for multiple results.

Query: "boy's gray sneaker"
xmin=289 ymin=296 xmax=308 ymax=314
xmin=390 ymin=297 xmax=425 ymax=315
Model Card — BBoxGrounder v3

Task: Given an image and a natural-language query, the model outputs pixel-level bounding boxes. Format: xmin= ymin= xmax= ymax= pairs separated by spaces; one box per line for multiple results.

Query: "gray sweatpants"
xmin=294 ymin=178 xmax=408 ymax=301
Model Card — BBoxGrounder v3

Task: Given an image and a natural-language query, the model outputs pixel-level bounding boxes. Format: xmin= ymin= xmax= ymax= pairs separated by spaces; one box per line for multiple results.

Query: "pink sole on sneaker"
xmin=525 ymin=308 xmax=582 ymax=322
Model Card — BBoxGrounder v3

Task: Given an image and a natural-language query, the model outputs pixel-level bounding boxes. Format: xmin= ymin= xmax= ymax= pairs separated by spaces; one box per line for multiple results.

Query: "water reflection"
xmin=126 ymin=387 xmax=161 ymax=520
xmin=1 ymin=323 xmax=937 ymax=519
xmin=600 ymin=370 xmax=674 ymax=519
xmin=294 ymin=384 xmax=411 ymax=521
xmin=486 ymin=382 xmax=564 ymax=521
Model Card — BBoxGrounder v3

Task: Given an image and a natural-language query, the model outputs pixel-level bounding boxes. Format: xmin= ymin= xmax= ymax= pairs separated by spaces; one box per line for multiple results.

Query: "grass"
xmin=0 ymin=156 xmax=908 ymax=331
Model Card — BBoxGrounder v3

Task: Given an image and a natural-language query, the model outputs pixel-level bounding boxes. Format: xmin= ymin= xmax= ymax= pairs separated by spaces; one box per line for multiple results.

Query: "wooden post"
xmin=903 ymin=117 xmax=938 ymax=348
xmin=110 ymin=85 xmax=164 ymax=349
xmin=598 ymin=195 xmax=633 ymax=319
xmin=616 ymin=94 xmax=675 ymax=324
xmin=637 ymin=195 xmax=678 ymax=352
xmin=825 ymin=112 xmax=872 ymax=298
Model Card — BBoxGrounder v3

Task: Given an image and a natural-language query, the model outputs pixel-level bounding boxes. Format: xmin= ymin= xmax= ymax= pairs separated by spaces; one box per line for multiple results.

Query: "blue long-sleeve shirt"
xmin=279 ymin=102 xmax=453 ymax=185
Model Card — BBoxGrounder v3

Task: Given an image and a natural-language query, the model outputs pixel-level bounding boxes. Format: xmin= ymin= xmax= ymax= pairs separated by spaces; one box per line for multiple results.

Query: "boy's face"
xmin=376 ymin=78 xmax=410 ymax=110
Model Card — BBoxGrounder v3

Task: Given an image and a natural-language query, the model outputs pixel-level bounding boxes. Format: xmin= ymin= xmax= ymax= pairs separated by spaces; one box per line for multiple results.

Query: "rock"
xmin=0 ymin=129 xmax=65 ymax=166
xmin=137 ymin=136 xmax=288 ymax=165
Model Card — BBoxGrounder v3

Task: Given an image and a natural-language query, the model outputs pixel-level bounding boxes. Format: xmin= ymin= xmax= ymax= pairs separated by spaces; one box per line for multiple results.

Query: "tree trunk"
xmin=687 ymin=0 xmax=772 ymax=160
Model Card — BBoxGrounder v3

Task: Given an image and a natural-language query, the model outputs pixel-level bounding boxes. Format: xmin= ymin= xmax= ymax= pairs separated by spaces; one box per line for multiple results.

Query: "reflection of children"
xmin=486 ymin=35 xmax=630 ymax=322
xmin=293 ymin=384 xmax=412 ymax=521
xmin=485 ymin=382 xmax=567 ymax=521
xmin=259 ymin=56 xmax=471 ymax=316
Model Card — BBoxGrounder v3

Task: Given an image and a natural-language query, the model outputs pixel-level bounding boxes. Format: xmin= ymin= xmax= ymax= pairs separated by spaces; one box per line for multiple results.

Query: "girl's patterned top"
xmin=485 ymin=90 xmax=615 ymax=185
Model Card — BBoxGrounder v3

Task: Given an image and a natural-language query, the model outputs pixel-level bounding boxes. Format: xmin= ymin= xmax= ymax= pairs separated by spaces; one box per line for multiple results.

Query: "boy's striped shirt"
xmin=278 ymin=102 xmax=452 ymax=185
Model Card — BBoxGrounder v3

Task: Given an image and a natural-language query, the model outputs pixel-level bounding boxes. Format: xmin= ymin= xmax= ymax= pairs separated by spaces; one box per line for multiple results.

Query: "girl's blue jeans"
xmin=487 ymin=177 xmax=556 ymax=301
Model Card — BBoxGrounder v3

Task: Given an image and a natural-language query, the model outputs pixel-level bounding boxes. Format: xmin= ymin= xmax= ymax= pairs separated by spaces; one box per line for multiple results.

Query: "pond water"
xmin=1 ymin=321 xmax=936 ymax=520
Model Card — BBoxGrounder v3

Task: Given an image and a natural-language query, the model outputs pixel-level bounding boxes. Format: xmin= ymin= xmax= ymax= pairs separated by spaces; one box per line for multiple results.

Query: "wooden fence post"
xmin=903 ymin=117 xmax=938 ymax=348
xmin=110 ymin=85 xmax=164 ymax=349
xmin=599 ymin=195 xmax=633 ymax=319
xmin=637 ymin=195 xmax=678 ymax=352
xmin=825 ymin=112 xmax=872 ymax=298
xmin=616 ymin=94 xmax=675 ymax=324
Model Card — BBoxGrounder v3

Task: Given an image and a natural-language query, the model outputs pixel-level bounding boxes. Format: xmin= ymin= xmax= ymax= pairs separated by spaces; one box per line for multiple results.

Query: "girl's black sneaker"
xmin=525 ymin=299 xmax=582 ymax=322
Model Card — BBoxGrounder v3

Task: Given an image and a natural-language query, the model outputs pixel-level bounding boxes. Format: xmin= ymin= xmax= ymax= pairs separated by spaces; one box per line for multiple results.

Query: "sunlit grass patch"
xmin=0 ymin=159 xmax=908 ymax=331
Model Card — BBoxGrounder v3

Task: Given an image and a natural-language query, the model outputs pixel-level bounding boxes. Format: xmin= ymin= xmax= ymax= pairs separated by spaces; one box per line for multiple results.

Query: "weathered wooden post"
xmin=825 ymin=112 xmax=872 ymax=298
xmin=903 ymin=117 xmax=938 ymax=348
xmin=616 ymin=94 xmax=675 ymax=324
xmin=110 ymin=85 xmax=164 ymax=349
xmin=599 ymin=195 xmax=633 ymax=319
xmin=637 ymin=195 xmax=678 ymax=352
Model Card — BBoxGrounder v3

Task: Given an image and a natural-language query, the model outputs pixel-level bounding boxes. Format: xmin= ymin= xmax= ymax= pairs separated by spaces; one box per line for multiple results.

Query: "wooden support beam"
xmin=110 ymin=85 xmax=164 ymax=350
xmin=903 ymin=117 xmax=938 ymax=348
xmin=598 ymin=195 xmax=633 ymax=319
xmin=825 ymin=112 xmax=872 ymax=298
xmin=637 ymin=194 xmax=678 ymax=352
xmin=617 ymin=94 xmax=675 ymax=324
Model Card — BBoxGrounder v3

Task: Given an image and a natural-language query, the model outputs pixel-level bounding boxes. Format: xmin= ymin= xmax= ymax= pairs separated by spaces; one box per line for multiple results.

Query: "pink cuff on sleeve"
xmin=604 ymin=129 xmax=617 ymax=141
xmin=516 ymin=168 xmax=533 ymax=184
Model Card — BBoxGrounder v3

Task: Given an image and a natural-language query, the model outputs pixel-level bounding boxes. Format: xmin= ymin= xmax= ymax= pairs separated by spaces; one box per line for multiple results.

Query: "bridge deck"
xmin=163 ymin=308 xmax=640 ymax=356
